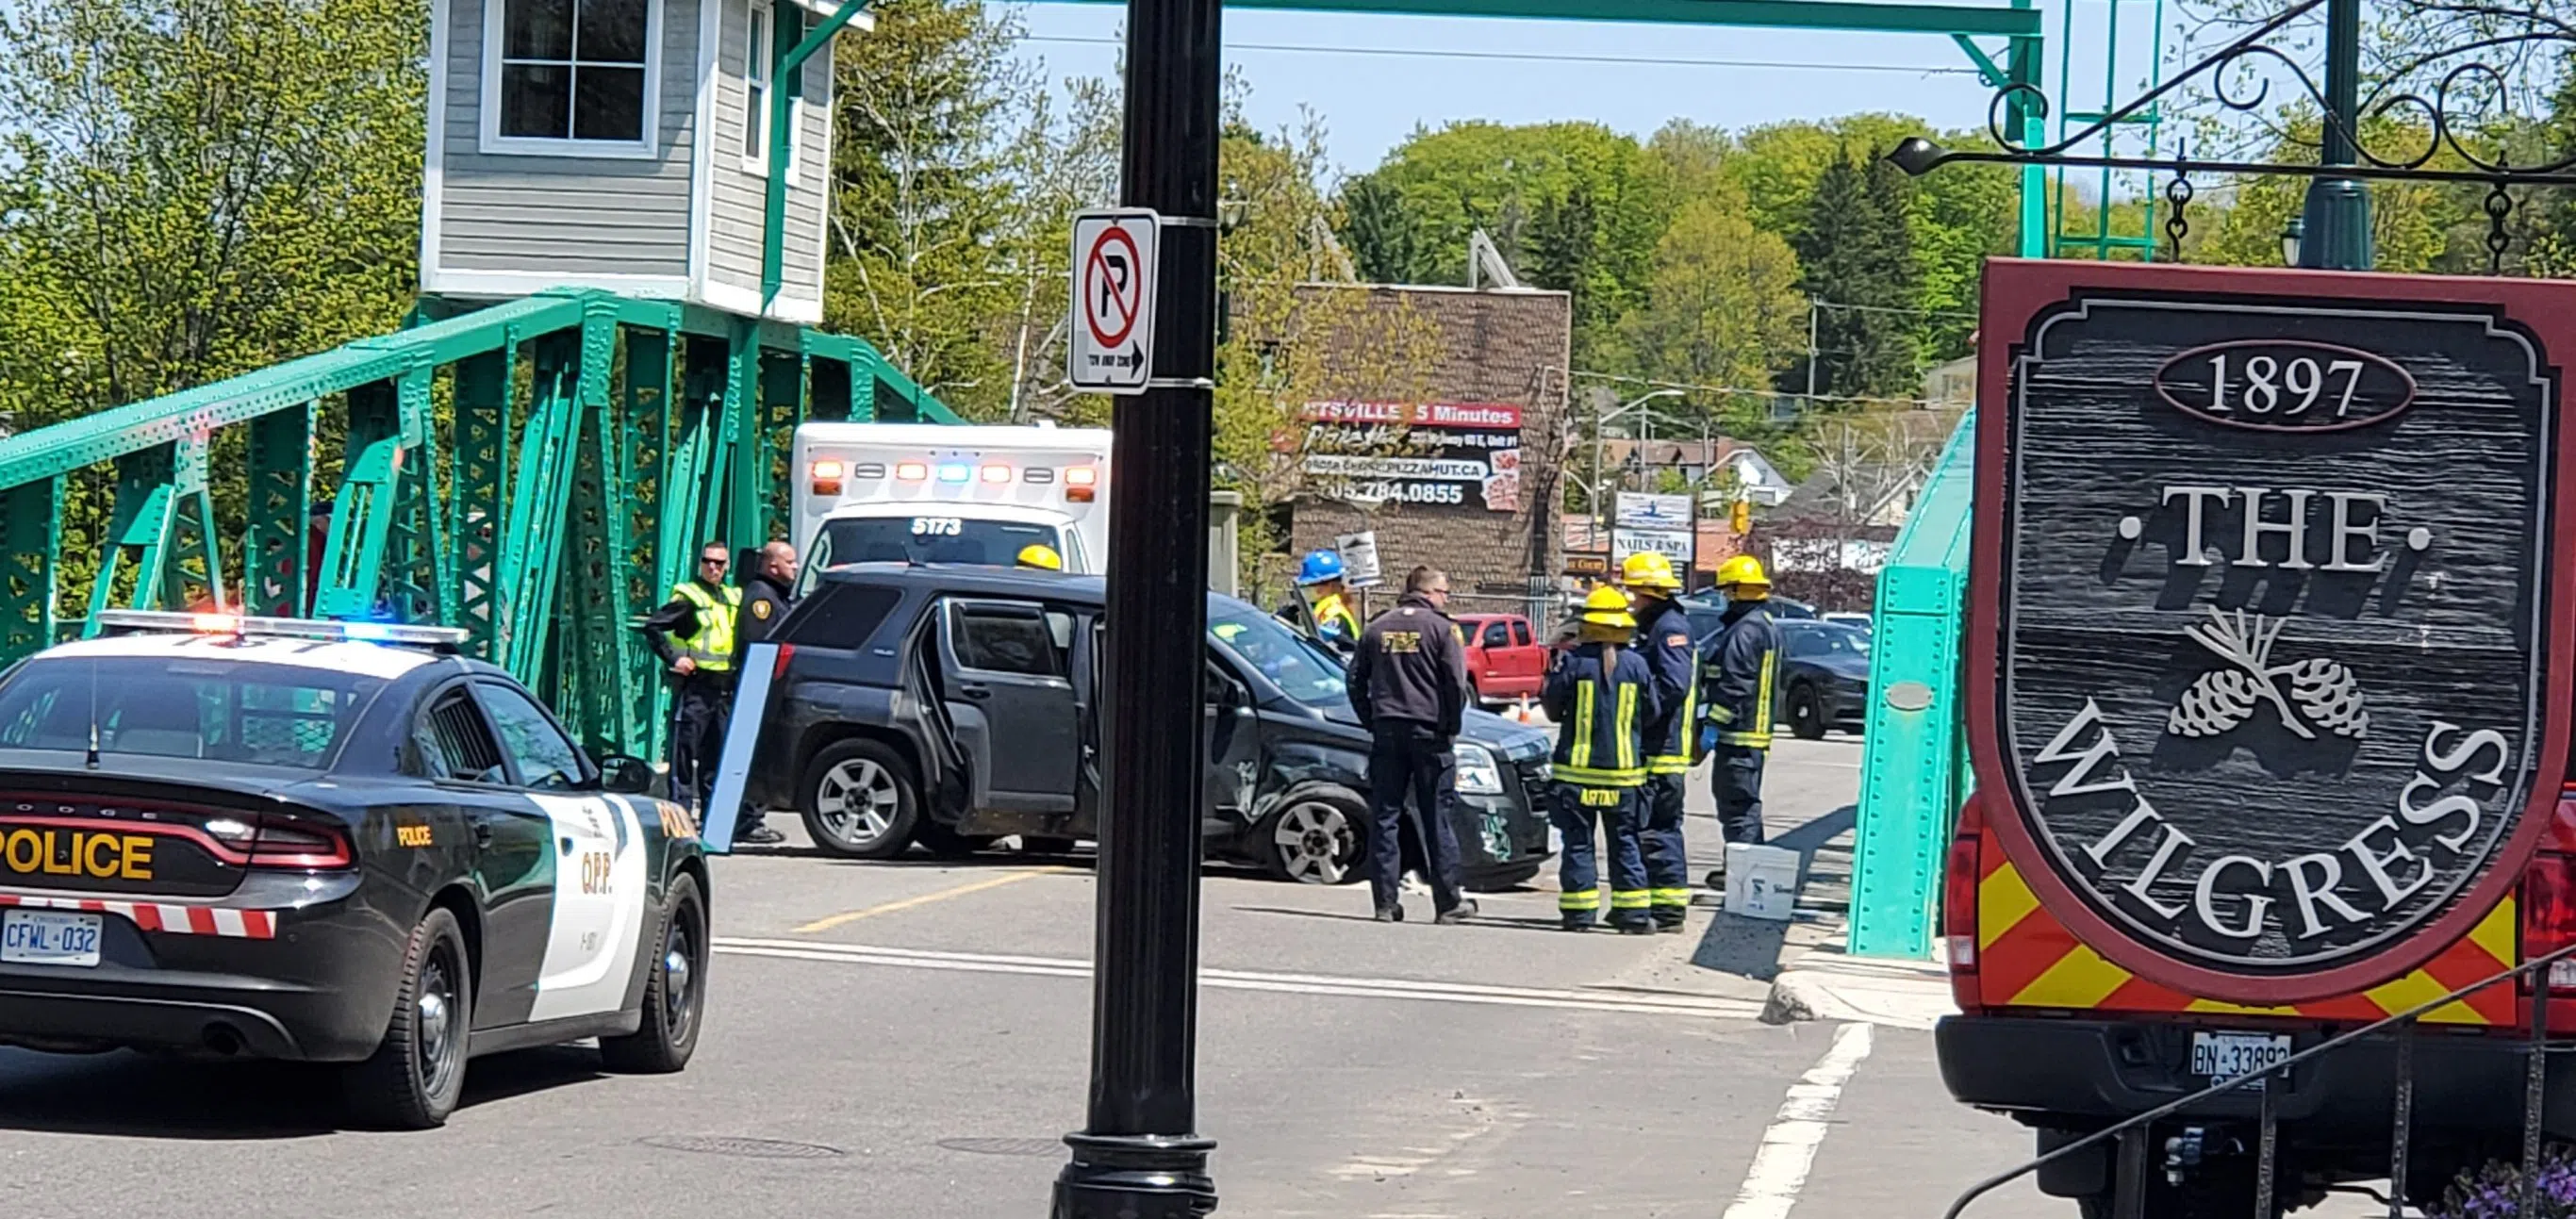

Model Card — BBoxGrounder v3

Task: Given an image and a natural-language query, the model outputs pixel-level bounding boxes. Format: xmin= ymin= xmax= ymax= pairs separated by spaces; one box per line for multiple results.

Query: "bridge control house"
xmin=421 ymin=0 xmax=858 ymax=322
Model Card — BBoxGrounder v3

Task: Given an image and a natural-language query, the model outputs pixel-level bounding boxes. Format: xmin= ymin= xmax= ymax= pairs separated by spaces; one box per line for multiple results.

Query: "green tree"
xmin=1610 ymin=178 xmax=1807 ymax=403
xmin=1214 ymin=114 xmax=1443 ymax=594
xmin=826 ymin=0 xmax=1041 ymax=420
xmin=1791 ymin=151 xmax=1924 ymax=400
xmin=0 ymin=0 xmax=426 ymax=420
xmin=1333 ymin=121 xmax=1663 ymax=363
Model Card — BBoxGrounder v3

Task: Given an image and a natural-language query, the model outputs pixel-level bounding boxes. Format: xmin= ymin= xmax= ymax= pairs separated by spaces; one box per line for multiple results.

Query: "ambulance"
xmin=789 ymin=422 xmax=1113 ymax=575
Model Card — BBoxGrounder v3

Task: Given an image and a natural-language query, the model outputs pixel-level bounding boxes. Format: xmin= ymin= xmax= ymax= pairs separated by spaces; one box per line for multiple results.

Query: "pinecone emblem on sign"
xmin=2166 ymin=607 xmax=2369 ymax=741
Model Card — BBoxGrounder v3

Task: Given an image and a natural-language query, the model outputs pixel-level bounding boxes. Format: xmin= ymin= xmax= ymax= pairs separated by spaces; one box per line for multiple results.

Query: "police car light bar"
xmin=94 ymin=610 xmax=471 ymax=651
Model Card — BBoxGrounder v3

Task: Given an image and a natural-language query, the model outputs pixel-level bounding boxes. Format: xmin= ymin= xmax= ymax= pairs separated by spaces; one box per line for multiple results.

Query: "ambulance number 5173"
xmin=911 ymin=518 xmax=962 ymax=536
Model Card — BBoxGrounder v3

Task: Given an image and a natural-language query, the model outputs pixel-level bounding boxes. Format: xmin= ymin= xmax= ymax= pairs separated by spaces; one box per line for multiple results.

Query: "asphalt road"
xmin=0 ymin=737 xmax=2099 ymax=1218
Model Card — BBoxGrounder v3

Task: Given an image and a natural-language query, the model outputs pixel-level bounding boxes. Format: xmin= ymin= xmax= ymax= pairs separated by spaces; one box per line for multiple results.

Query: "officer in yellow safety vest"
xmin=1542 ymin=585 xmax=1661 ymax=933
xmin=1619 ymin=551 xmax=1696 ymax=932
xmin=1699 ymin=555 xmax=1779 ymax=874
xmin=637 ymin=541 xmax=752 ymax=828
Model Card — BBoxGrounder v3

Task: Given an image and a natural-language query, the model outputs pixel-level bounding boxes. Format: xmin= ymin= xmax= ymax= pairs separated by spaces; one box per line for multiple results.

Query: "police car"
xmin=0 ymin=611 xmax=709 ymax=1128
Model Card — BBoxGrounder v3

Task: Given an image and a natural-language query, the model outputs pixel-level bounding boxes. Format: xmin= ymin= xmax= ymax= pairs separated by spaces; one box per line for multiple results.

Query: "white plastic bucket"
xmin=1724 ymin=844 xmax=1800 ymax=921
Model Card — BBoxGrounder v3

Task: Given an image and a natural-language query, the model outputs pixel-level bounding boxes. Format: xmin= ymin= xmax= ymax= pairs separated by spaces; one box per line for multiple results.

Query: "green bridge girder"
xmin=0 ymin=288 xmax=957 ymax=759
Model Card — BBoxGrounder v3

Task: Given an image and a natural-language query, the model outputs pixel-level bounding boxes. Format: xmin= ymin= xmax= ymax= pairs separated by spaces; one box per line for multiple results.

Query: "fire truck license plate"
xmin=2190 ymin=1031 xmax=2291 ymax=1080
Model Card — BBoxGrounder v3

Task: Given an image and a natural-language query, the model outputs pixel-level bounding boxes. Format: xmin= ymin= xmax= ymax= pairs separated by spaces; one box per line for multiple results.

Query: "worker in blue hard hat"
xmin=1279 ymin=549 xmax=1362 ymax=653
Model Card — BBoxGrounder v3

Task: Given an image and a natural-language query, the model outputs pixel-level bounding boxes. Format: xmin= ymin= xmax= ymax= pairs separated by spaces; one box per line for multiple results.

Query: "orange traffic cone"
xmin=1511 ymin=696 xmax=1536 ymax=724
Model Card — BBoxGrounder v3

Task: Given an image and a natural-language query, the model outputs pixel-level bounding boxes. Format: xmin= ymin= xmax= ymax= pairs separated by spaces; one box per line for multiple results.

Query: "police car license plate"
xmin=1 ymin=910 xmax=101 ymax=967
xmin=2190 ymin=1030 xmax=2290 ymax=1080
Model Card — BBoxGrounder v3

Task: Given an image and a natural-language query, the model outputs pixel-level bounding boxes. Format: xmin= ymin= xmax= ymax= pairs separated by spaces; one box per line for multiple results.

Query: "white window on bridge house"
xmin=739 ymin=0 xmax=804 ymax=174
xmin=487 ymin=0 xmax=662 ymax=156
xmin=422 ymin=0 xmax=861 ymax=324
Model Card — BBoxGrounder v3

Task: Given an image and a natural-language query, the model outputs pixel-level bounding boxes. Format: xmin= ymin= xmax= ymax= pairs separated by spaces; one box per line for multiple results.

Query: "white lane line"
xmin=712 ymin=937 xmax=1763 ymax=1020
xmin=1721 ymin=1022 xmax=1874 ymax=1219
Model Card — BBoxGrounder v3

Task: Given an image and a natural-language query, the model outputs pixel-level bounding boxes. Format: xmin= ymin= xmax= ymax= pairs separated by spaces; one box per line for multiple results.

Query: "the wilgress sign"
xmin=1968 ymin=261 xmax=2576 ymax=1003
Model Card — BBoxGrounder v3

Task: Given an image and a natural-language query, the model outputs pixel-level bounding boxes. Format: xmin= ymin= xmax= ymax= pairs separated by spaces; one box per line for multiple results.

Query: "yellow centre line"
xmin=791 ymin=865 xmax=1074 ymax=933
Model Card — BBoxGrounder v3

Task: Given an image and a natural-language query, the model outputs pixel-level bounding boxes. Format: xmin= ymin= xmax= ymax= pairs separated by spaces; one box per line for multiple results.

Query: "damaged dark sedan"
xmin=740 ymin=565 xmax=1553 ymax=890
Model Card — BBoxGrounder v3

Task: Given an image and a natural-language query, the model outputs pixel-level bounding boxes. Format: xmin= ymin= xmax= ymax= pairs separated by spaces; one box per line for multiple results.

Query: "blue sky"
xmin=1010 ymin=0 xmax=2171 ymax=179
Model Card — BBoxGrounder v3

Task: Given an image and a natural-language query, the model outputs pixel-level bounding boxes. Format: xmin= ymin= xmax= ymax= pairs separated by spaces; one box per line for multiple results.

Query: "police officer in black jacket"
xmin=1346 ymin=565 xmax=1478 ymax=926
xmin=734 ymin=541 xmax=799 ymax=667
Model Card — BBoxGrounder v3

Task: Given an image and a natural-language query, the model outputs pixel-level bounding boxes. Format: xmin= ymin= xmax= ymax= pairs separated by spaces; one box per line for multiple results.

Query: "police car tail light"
xmin=1065 ymin=466 xmax=1098 ymax=502
xmin=248 ymin=815 xmax=353 ymax=871
xmin=772 ymin=642 xmax=796 ymax=680
xmin=1943 ymin=795 xmax=1985 ymax=1013
xmin=809 ymin=460 xmax=846 ymax=496
xmin=2524 ymin=793 xmax=2576 ymax=995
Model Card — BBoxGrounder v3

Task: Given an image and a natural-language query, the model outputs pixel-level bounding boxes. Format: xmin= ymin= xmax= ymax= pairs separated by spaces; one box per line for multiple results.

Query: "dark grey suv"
xmin=742 ymin=564 xmax=1553 ymax=889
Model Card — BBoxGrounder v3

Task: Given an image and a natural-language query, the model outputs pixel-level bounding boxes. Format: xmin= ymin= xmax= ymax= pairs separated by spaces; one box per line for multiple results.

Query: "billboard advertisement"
xmin=1296 ymin=401 xmax=1524 ymax=512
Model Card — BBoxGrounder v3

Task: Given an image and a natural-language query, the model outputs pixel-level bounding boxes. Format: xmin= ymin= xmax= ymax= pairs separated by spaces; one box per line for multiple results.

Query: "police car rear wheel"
xmin=342 ymin=907 xmax=472 ymax=1129
xmin=1263 ymin=795 xmax=1364 ymax=885
xmin=601 ymin=872 xmax=706 ymax=1074
xmin=801 ymin=739 xmax=919 ymax=859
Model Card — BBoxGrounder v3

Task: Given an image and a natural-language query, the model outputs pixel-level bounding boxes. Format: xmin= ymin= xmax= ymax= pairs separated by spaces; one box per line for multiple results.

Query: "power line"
xmin=1019 ymin=35 xmax=1980 ymax=76
xmin=1567 ymin=369 xmax=1960 ymax=411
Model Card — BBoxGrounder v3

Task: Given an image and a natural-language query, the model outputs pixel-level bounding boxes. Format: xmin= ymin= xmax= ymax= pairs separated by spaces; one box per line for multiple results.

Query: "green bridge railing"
xmin=1847 ymin=407 xmax=1975 ymax=959
xmin=0 ymin=288 xmax=957 ymax=757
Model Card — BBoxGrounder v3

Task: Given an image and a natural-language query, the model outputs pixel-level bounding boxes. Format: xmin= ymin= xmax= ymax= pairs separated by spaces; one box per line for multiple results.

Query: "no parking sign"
xmin=1069 ymin=209 xmax=1159 ymax=394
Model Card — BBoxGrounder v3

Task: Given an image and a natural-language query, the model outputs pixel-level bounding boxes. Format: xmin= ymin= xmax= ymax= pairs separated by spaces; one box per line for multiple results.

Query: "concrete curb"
xmin=1760 ymin=964 xmax=1957 ymax=1031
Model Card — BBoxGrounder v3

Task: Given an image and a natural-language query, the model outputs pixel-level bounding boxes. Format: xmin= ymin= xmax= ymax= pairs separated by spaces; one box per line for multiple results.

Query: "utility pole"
xmin=1050 ymin=0 xmax=1221 ymax=1209
xmin=2297 ymin=0 xmax=2372 ymax=271
xmin=1806 ymin=298 xmax=1822 ymax=400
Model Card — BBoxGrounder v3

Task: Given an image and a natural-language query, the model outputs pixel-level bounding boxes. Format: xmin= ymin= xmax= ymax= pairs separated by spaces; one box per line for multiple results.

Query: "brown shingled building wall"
xmin=1285 ymin=284 xmax=1573 ymax=620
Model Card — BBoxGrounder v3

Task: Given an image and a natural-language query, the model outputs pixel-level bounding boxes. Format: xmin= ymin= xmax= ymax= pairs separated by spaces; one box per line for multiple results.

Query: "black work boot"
xmin=1374 ymin=904 xmax=1405 ymax=923
xmin=1435 ymin=899 xmax=1479 ymax=926
xmin=1560 ymin=914 xmax=1595 ymax=932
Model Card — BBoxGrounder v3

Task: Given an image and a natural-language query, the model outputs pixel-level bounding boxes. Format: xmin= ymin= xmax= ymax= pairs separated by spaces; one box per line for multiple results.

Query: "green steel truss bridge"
xmin=0 ymin=290 xmax=954 ymax=763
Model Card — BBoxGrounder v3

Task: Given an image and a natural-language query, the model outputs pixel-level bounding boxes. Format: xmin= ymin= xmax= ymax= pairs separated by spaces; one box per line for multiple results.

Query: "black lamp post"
xmin=1049 ymin=0 xmax=1223 ymax=1211
xmin=2281 ymin=215 xmax=2305 ymax=267
xmin=2296 ymin=0 xmax=2373 ymax=270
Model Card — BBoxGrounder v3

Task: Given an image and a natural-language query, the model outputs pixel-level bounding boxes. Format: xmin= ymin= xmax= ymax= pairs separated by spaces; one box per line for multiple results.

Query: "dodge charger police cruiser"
xmin=0 ymin=612 xmax=710 ymax=1128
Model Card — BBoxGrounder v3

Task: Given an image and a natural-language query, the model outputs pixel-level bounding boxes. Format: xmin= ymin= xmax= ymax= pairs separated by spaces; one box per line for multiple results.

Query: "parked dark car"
xmin=741 ymin=565 xmax=1553 ymax=890
xmin=1674 ymin=610 xmax=1870 ymax=740
xmin=1773 ymin=620 xmax=1871 ymax=738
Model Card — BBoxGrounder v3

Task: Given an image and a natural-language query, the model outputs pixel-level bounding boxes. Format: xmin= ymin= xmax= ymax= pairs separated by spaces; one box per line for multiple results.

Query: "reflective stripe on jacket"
xmin=1635 ymin=598 xmax=1697 ymax=773
xmin=1542 ymin=640 xmax=1659 ymax=788
xmin=670 ymin=582 xmax=742 ymax=672
xmin=1702 ymin=601 xmax=1777 ymax=750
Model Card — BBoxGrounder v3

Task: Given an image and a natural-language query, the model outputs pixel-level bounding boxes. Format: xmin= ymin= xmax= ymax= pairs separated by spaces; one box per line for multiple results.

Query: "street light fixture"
xmin=2281 ymin=215 xmax=2304 ymax=268
xmin=1595 ymin=387 xmax=1685 ymax=503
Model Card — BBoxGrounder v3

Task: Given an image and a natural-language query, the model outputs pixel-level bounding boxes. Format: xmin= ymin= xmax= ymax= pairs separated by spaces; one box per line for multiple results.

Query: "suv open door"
xmin=935 ymin=600 xmax=1081 ymax=815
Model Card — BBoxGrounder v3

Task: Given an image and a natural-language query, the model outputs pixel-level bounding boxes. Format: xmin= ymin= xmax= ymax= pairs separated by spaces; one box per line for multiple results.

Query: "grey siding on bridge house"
xmin=436 ymin=0 xmax=699 ymax=278
xmin=704 ymin=0 xmax=832 ymax=303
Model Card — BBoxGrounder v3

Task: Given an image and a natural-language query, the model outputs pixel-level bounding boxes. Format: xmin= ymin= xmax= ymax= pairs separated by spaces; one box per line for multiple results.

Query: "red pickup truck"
xmin=1454 ymin=613 xmax=1547 ymax=705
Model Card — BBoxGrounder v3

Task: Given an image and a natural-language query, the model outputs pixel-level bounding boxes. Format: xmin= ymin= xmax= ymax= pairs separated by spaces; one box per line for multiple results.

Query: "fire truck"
xmin=1936 ymin=259 xmax=2576 ymax=1216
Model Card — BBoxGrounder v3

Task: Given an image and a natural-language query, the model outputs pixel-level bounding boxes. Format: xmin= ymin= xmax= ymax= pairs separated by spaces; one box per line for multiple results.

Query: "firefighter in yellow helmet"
xmin=1541 ymin=585 xmax=1661 ymax=933
xmin=1701 ymin=554 xmax=1779 ymax=880
xmin=1618 ymin=551 xmax=1695 ymax=931
xmin=1016 ymin=543 xmax=1064 ymax=571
